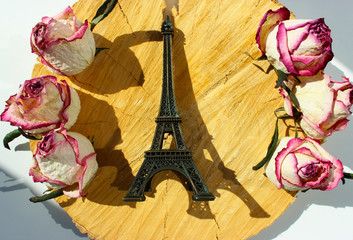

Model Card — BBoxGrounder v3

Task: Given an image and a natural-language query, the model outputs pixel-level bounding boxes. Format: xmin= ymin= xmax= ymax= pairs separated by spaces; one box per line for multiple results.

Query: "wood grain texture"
xmin=31 ymin=0 xmax=298 ymax=239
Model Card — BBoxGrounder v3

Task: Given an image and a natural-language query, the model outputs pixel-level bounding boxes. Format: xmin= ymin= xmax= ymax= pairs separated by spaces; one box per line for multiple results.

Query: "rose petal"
xmin=284 ymin=19 xmax=311 ymax=53
xmin=266 ymin=137 xmax=343 ymax=192
xmin=30 ymin=6 xmax=95 ymax=76
xmin=265 ymin=137 xmax=302 ymax=189
xmin=279 ymin=87 xmax=294 ymax=116
xmin=313 ymin=162 xmax=343 ymax=191
xmin=255 ymin=7 xmax=290 ymax=56
xmin=280 ymin=152 xmax=302 ymax=187
xmin=261 ymin=16 xmax=333 ymax=76
xmin=295 ymin=73 xmax=334 ymax=124
xmin=321 ymin=100 xmax=351 ymax=130
xmin=41 ymin=25 xmax=95 ymax=75
xmin=277 ymin=22 xmax=298 ymax=74
xmin=63 ymin=152 xmax=97 ymax=198
xmin=1 ymin=75 xmax=80 ymax=135
xmin=31 ymin=130 xmax=98 ymax=198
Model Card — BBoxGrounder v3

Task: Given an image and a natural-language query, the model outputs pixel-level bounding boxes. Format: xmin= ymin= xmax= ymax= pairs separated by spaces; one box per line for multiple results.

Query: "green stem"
xmin=3 ymin=129 xmax=22 ymax=150
xmin=95 ymin=47 xmax=109 ymax=56
xmin=343 ymin=172 xmax=353 ymax=179
xmin=18 ymin=128 xmax=41 ymax=140
xmin=29 ymin=189 xmax=64 ymax=203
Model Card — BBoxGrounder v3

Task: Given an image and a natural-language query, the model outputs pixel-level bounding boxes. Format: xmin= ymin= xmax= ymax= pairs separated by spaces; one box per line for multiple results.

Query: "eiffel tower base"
xmin=123 ymin=150 xmax=215 ymax=202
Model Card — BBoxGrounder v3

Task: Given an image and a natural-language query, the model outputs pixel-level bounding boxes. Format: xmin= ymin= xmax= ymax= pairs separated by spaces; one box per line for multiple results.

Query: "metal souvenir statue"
xmin=123 ymin=17 xmax=215 ymax=202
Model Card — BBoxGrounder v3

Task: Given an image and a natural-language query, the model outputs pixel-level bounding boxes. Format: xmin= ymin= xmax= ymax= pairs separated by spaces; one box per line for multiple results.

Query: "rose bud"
xmin=1 ymin=75 xmax=80 ymax=136
xmin=281 ymin=73 xmax=353 ymax=140
xmin=265 ymin=137 xmax=343 ymax=191
xmin=256 ymin=7 xmax=333 ymax=76
xmin=31 ymin=6 xmax=95 ymax=76
xmin=30 ymin=130 xmax=98 ymax=198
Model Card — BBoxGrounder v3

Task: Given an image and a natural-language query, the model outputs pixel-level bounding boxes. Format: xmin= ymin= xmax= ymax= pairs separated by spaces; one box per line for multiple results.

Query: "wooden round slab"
xmin=31 ymin=0 xmax=297 ymax=239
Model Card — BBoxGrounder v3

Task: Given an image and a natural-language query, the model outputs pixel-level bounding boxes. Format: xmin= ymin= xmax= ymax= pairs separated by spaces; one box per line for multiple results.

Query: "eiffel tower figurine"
xmin=123 ymin=17 xmax=215 ymax=202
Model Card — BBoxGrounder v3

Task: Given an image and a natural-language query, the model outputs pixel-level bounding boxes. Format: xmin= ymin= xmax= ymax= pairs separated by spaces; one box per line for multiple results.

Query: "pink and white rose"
xmin=1 ymin=75 xmax=80 ymax=136
xmin=256 ymin=7 xmax=333 ymax=76
xmin=31 ymin=6 xmax=95 ymax=76
xmin=30 ymin=130 xmax=98 ymax=198
xmin=265 ymin=137 xmax=343 ymax=191
xmin=281 ymin=73 xmax=353 ymax=139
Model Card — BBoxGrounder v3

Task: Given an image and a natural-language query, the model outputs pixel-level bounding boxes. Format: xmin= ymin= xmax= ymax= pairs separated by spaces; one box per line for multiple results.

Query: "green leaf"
xmin=243 ymin=52 xmax=267 ymax=61
xmin=91 ymin=0 xmax=118 ymax=31
xmin=274 ymin=107 xmax=285 ymax=114
xmin=272 ymin=68 xmax=300 ymax=108
xmin=3 ymin=129 xmax=22 ymax=150
xmin=276 ymin=114 xmax=293 ymax=120
xmin=29 ymin=189 xmax=64 ymax=203
xmin=274 ymin=107 xmax=291 ymax=119
xmin=253 ymin=119 xmax=279 ymax=170
xmin=256 ymin=56 xmax=268 ymax=61
xmin=281 ymin=81 xmax=300 ymax=108
xmin=274 ymin=68 xmax=288 ymax=88
xmin=95 ymin=47 xmax=109 ymax=56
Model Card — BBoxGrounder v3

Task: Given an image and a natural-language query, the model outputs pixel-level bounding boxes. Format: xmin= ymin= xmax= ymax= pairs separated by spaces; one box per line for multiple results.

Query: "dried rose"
xmin=30 ymin=130 xmax=98 ymax=198
xmin=281 ymin=73 xmax=353 ymax=140
xmin=1 ymin=75 xmax=80 ymax=136
xmin=256 ymin=7 xmax=333 ymax=76
xmin=31 ymin=6 xmax=95 ymax=76
xmin=265 ymin=137 xmax=343 ymax=191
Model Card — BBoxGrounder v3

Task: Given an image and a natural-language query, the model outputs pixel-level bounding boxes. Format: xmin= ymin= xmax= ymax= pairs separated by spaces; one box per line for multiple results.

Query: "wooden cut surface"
xmin=31 ymin=0 xmax=297 ymax=239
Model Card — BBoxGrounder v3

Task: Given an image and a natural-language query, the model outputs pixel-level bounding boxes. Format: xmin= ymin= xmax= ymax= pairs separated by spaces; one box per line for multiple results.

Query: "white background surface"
xmin=1 ymin=1 xmax=353 ymax=239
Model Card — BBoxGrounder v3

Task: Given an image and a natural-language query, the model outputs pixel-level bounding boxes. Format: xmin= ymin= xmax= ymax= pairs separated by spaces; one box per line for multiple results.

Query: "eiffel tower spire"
xmin=150 ymin=16 xmax=186 ymax=151
xmin=123 ymin=17 xmax=214 ymax=202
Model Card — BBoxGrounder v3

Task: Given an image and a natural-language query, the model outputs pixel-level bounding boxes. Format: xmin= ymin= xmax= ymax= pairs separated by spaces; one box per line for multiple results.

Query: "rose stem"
xmin=29 ymin=189 xmax=64 ymax=203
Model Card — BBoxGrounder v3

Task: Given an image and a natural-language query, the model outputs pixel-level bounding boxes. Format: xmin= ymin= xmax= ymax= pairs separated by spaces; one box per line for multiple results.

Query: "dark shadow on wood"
xmin=69 ymin=31 xmax=160 ymax=95
xmin=62 ymin=91 xmax=136 ymax=207
xmin=252 ymin=62 xmax=274 ymax=74
xmin=63 ymin=31 xmax=162 ymax=207
xmin=171 ymin=28 xmax=270 ymax=219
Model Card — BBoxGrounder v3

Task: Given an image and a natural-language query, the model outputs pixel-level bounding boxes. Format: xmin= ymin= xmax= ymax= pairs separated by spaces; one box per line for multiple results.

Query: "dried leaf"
xmin=274 ymin=68 xmax=288 ymax=89
xmin=91 ymin=0 xmax=118 ymax=31
xmin=253 ymin=118 xmax=279 ymax=170
xmin=281 ymin=81 xmax=300 ymax=108
xmin=243 ymin=52 xmax=267 ymax=61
